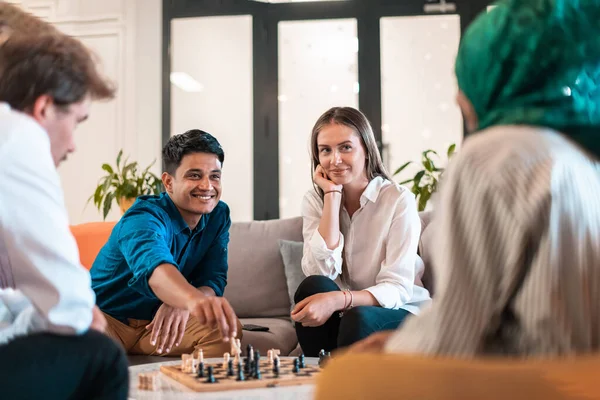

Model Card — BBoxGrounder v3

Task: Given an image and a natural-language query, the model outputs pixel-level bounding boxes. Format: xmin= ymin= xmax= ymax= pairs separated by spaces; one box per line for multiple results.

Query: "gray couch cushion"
xmin=224 ymin=217 xmax=303 ymax=318
xmin=240 ymin=317 xmax=298 ymax=356
xmin=278 ymin=240 xmax=305 ymax=308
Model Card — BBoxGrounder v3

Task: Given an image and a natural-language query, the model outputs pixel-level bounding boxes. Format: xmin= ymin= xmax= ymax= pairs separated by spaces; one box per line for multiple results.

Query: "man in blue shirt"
xmin=91 ymin=129 xmax=241 ymax=357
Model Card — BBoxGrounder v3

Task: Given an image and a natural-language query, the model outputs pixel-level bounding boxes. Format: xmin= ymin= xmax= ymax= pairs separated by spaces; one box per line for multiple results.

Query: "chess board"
xmin=160 ymin=358 xmax=322 ymax=392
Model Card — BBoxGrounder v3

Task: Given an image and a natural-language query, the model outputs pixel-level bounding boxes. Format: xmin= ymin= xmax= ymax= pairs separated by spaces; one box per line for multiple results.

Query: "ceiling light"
xmin=170 ymin=72 xmax=204 ymax=92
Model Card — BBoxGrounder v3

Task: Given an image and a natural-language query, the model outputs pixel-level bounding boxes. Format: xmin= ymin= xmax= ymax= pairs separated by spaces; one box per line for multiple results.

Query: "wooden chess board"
xmin=160 ymin=358 xmax=322 ymax=392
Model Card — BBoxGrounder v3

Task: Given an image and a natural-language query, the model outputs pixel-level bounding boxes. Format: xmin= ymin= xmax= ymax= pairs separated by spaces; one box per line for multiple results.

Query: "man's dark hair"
xmin=162 ymin=129 xmax=225 ymax=175
xmin=0 ymin=33 xmax=115 ymax=111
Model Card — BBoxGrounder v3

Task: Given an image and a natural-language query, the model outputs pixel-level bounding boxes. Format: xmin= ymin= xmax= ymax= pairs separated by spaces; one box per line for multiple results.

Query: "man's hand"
xmin=347 ymin=330 xmax=394 ymax=353
xmin=187 ymin=296 xmax=238 ymax=342
xmin=146 ymin=303 xmax=190 ymax=354
xmin=291 ymin=292 xmax=343 ymax=327
xmin=90 ymin=305 xmax=107 ymax=333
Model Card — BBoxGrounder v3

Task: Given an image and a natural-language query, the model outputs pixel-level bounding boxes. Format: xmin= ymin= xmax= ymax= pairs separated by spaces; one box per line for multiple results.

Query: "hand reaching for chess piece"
xmin=291 ymin=292 xmax=344 ymax=327
xmin=187 ymin=296 xmax=238 ymax=341
xmin=146 ymin=303 xmax=190 ymax=354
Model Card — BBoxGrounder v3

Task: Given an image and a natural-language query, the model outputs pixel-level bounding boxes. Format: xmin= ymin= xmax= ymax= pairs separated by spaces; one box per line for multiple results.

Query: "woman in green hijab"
xmin=351 ymin=0 xmax=600 ymax=356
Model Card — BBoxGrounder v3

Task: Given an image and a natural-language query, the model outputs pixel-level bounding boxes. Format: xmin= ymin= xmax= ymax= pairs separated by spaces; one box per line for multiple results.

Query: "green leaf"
xmin=102 ymin=175 xmax=114 ymax=193
xmin=101 ymin=163 xmax=114 ymax=174
xmin=392 ymin=161 xmax=412 ymax=176
xmin=92 ymin=184 xmax=104 ymax=207
xmin=116 ymin=150 xmax=123 ymax=171
xmin=102 ymin=193 xmax=114 ymax=220
xmin=447 ymin=143 xmax=456 ymax=158
xmin=422 ymin=149 xmax=438 ymax=159
xmin=122 ymin=161 xmax=138 ymax=178
xmin=423 ymin=159 xmax=433 ymax=172
xmin=418 ymin=188 xmax=432 ymax=211
xmin=398 ymin=178 xmax=413 ymax=185
xmin=411 ymin=184 xmax=420 ymax=196
xmin=413 ymin=170 xmax=425 ymax=186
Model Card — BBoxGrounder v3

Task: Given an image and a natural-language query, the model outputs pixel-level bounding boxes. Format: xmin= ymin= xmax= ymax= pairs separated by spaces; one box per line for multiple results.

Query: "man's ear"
xmin=162 ymin=172 xmax=173 ymax=193
xmin=30 ymin=94 xmax=54 ymax=124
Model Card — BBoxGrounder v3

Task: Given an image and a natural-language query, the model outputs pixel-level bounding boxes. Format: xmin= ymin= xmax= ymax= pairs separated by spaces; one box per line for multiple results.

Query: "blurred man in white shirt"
xmin=0 ymin=4 xmax=128 ymax=399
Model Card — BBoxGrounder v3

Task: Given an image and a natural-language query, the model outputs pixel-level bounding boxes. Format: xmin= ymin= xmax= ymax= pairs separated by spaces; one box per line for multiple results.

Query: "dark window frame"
xmin=162 ymin=0 xmax=490 ymax=220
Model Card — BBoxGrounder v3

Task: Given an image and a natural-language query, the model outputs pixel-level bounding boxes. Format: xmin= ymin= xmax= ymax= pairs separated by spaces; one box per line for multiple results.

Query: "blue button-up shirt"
xmin=91 ymin=192 xmax=231 ymax=323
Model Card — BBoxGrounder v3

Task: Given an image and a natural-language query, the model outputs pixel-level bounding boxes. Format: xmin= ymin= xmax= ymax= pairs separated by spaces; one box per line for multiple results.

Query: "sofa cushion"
xmin=240 ymin=317 xmax=298 ymax=356
xmin=224 ymin=217 xmax=303 ymax=318
xmin=278 ymin=240 xmax=305 ymax=309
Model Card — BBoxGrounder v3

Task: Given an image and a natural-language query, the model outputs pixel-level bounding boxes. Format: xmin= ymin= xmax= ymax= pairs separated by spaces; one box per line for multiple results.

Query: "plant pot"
xmin=119 ymin=197 xmax=136 ymax=214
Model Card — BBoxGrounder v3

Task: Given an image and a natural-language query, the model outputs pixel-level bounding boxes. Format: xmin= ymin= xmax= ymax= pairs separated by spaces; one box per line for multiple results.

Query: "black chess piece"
xmin=255 ymin=350 xmax=261 ymax=363
xmin=227 ymin=359 xmax=235 ymax=377
xmin=272 ymin=361 xmax=280 ymax=378
xmin=205 ymin=366 xmax=216 ymax=383
xmin=292 ymin=358 xmax=300 ymax=373
xmin=244 ymin=356 xmax=251 ymax=375
xmin=236 ymin=362 xmax=245 ymax=381
xmin=246 ymin=344 xmax=253 ymax=357
xmin=253 ymin=361 xmax=262 ymax=380
xmin=318 ymin=349 xmax=326 ymax=367
xmin=299 ymin=353 xmax=306 ymax=368
xmin=197 ymin=362 xmax=205 ymax=378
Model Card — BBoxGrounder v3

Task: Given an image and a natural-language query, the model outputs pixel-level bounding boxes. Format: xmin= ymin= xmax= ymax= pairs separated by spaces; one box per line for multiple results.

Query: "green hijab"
xmin=455 ymin=0 xmax=600 ymax=158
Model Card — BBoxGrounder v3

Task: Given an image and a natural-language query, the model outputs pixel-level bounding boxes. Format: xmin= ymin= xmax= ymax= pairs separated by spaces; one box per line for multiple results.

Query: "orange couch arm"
xmin=70 ymin=222 xmax=117 ymax=270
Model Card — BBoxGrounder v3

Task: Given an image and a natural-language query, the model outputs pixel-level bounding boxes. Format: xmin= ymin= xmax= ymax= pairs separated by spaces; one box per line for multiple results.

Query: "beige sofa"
xmin=226 ymin=211 xmax=435 ymax=356
xmin=127 ymin=212 xmax=434 ymax=365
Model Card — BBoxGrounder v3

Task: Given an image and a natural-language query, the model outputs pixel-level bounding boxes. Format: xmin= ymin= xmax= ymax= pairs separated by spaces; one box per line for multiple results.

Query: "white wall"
xmin=9 ymin=0 xmax=163 ymax=224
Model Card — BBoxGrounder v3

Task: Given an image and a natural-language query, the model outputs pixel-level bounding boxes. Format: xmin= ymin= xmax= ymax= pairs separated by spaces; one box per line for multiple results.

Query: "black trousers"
xmin=295 ymin=275 xmax=412 ymax=357
xmin=0 ymin=330 xmax=129 ymax=400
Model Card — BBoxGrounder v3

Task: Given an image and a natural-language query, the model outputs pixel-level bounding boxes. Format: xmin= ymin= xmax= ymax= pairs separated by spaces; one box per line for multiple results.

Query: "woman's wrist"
xmin=333 ymin=291 xmax=347 ymax=311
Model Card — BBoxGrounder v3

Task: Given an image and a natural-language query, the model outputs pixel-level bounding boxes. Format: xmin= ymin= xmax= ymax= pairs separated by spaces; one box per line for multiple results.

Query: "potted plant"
xmin=89 ymin=150 xmax=163 ymax=220
xmin=393 ymin=143 xmax=456 ymax=211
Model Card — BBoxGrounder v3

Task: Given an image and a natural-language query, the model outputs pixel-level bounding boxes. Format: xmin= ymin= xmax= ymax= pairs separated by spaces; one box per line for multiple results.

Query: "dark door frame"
xmin=162 ymin=0 xmax=490 ymax=220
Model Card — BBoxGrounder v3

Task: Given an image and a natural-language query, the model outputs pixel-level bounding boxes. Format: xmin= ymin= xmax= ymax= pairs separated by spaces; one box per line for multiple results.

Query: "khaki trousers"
xmin=104 ymin=312 xmax=243 ymax=357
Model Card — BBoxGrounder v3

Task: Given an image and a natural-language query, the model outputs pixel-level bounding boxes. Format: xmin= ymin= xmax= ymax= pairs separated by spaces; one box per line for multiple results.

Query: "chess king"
xmin=91 ymin=129 xmax=242 ymax=357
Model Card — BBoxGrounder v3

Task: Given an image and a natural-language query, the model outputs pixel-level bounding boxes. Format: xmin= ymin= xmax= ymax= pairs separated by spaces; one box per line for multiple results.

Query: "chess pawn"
xmin=253 ymin=361 xmax=262 ymax=380
xmin=181 ymin=354 xmax=192 ymax=373
xmin=318 ymin=349 xmax=326 ymax=367
xmin=197 ymin=362 xmax=205 ymax=378
xmin=198 ymin=349 xmax=204 ymax=363
xmin=255 ymin=350 xmax=261 ymax=364
xmin=292 ymin=358 xmax=300 ymax=373
xmin=223 ymin=352 xmax=230 ymax=368
xmin=227 ymin=359 xmax=235 ymax=377
xmin=272 ymin=361 xmax=280 ymax=378
xmin=299 ymin=353 xmax=306 ymax=369
xmin=205 ymin=366 xmax=216 ymax=384
xmin=267 ymin=350 xmax=273 ymax=364
xmin=236 ymin=362 xmax=245 ymax=381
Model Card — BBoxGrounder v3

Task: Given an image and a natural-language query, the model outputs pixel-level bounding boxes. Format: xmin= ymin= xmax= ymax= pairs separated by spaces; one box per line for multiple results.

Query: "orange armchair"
xmin=315 ymin=353 xmax=600 ymax=400
xmin=70 ymin=222 xmax=116 ymax=270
